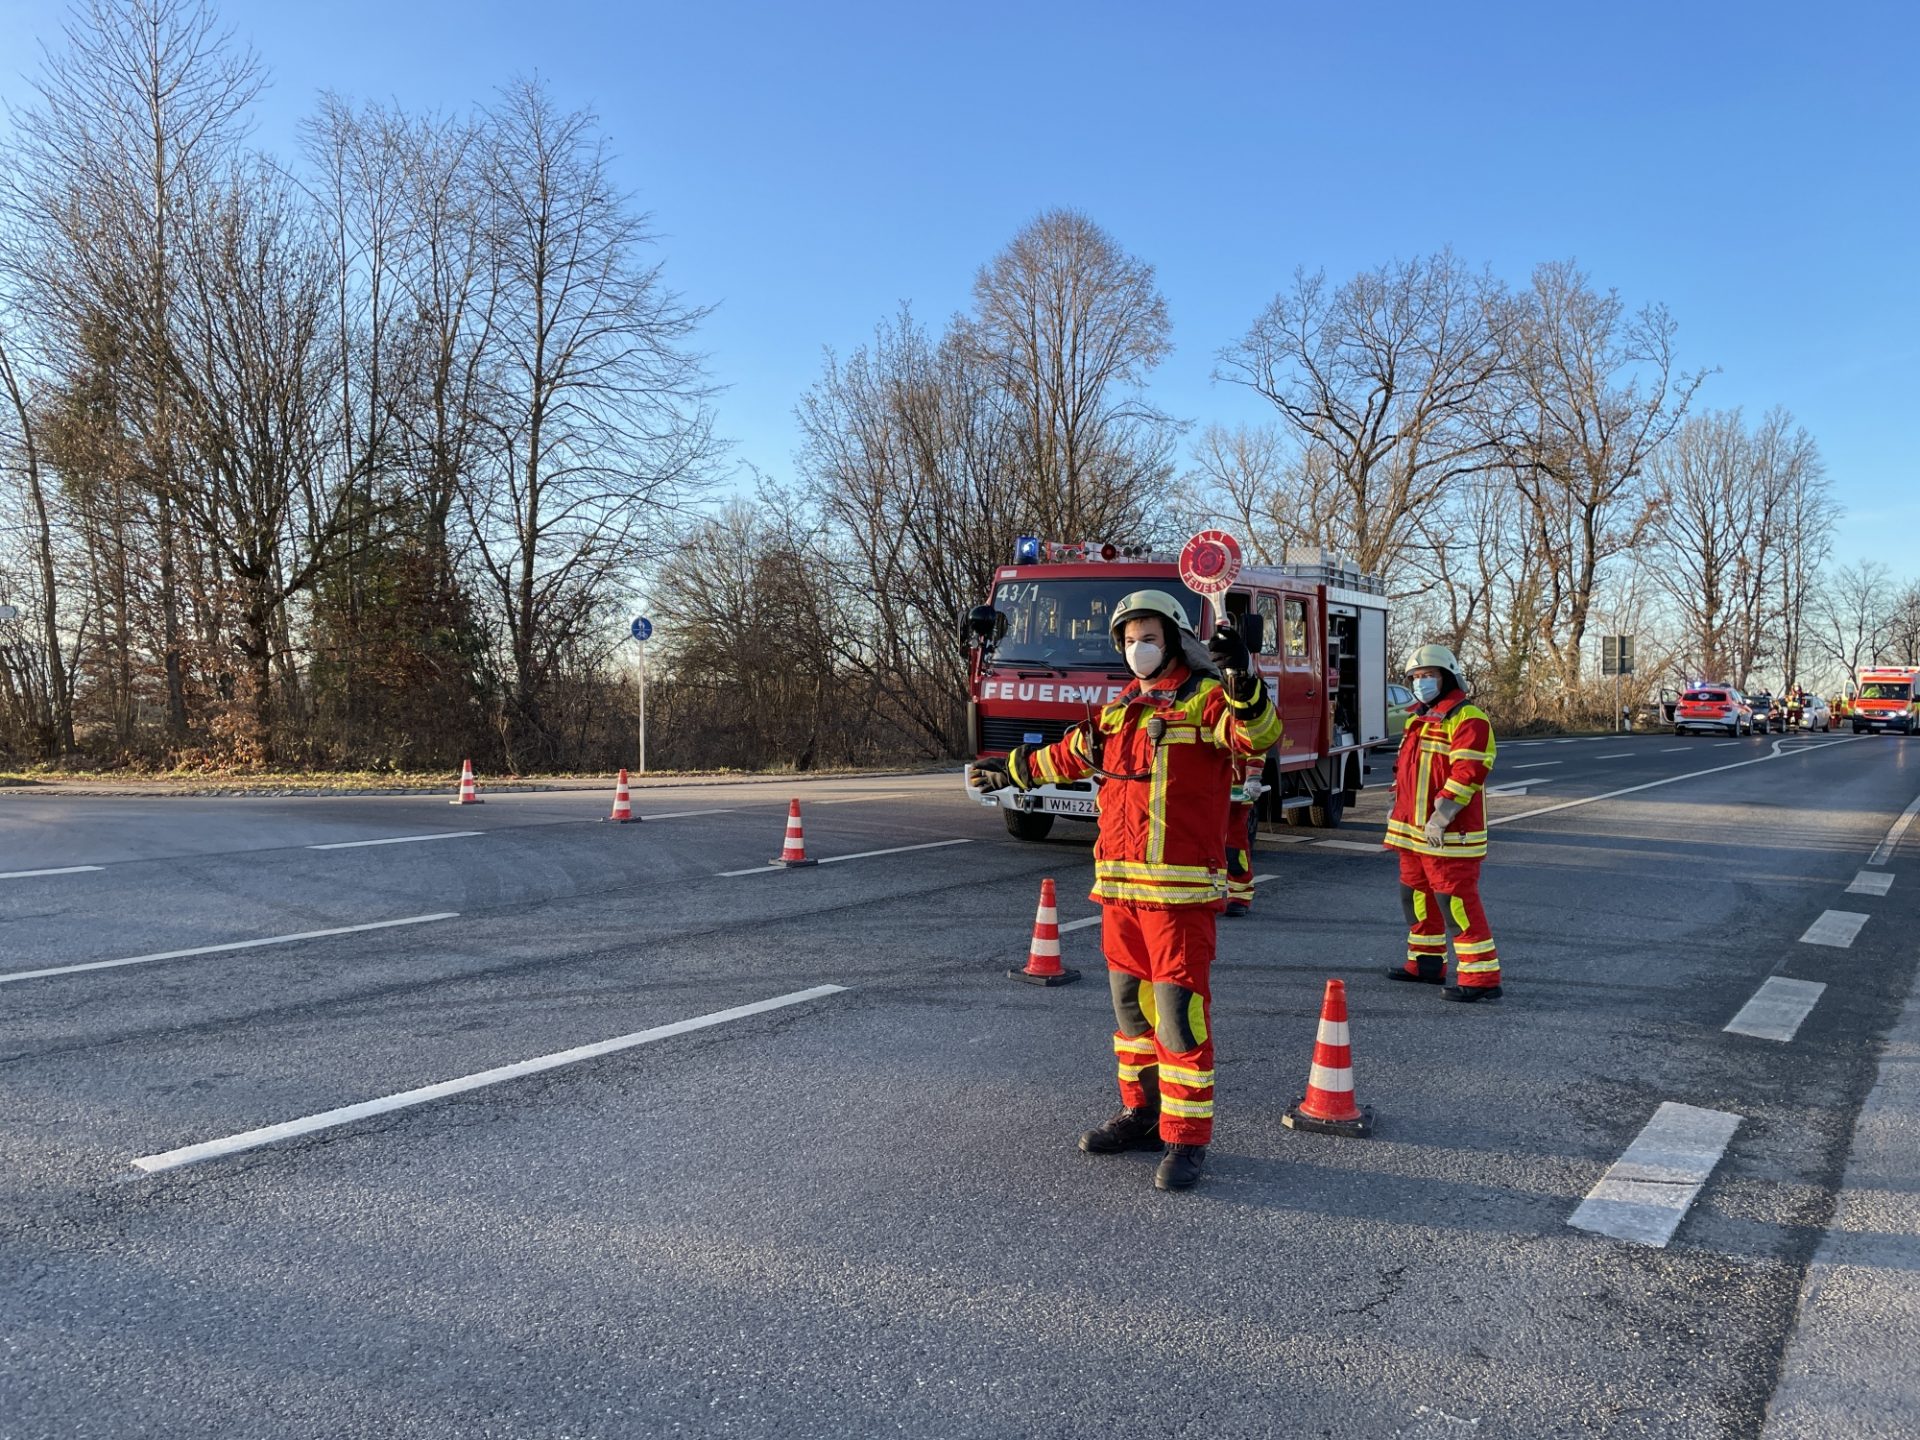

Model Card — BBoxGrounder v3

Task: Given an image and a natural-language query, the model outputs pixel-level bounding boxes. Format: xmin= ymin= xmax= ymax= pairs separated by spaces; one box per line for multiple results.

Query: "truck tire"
xmin=1309 ymin=789 xmax=1345 ymax=828
xmin=1003 ymin=810 xmax=1055 ymax=842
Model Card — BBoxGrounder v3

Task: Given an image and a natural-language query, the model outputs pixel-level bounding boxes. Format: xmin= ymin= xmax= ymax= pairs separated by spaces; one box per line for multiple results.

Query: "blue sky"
xmin=3 ymin=0 xmax=1914 ymax=573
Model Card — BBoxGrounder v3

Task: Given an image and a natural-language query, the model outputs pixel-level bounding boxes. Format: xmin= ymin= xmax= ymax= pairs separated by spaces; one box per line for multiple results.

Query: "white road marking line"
xmin=1513 ymin=761 xmax=1562 ymax=769
xmin=1714 ymin=741 xmax=1741 ymax=747
xmin=1568 ymin=1102 xmax=1742 ymax=1247
xmin=717 ymin=837 xmax=973 ymax=877
xmin=1489 ymin=736 xmax=1854 ymax=829
xmin=0 ymin=913 xmax=458 ymax=986
xmin=811 ymin=792 xmax=914 ymax=805
xmin=1316 ymin=839 xmax=1386 ymax=853
xmin=1264 ymin=832 xmax=1316 ymax=843
xmin=1487 ymin=778 xmax=1561 ymax=796
xmin=1060 ymin=915 xmax=1102 ymax=932
xmin=1661 ymin=746 xmax=1690 ymax=752
xmin=639 ymin=808 xmax=743 ymax=820
xmin=1597 ymin=752 xmax=1633 ymax=759
xmin=0 ymin=865 xmax=105 ymax=880
xmin=1800 ymin=910 xmax=1869 ymax=948
xmin=1868 ymin=791 xmax=1920 ymax=865
xmin=1251 ymin=873 xmax=1280 ymax=885
xmin=132 ymin=984 xmax=848 ymax=1173
xmin=307 ymin=831 xmax=482 ymax=851
xmin=1846 ymin=870 xmax=1894 ymax=896
xmin=1725 ymin=977 xmax=1826 ymax=1042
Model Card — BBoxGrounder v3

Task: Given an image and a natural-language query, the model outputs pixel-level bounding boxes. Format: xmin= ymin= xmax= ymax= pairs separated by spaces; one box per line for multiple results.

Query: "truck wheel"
xmin=1003 ymin=810 xmax=1055 ymax=842
xmin=1283 ymin=804 xmax=1311 ymax=828
xmin=1309 ymin=790 xmax=1345 ymax=828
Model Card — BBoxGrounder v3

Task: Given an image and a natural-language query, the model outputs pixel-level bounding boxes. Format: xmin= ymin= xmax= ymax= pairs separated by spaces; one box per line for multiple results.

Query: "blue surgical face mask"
xmin=1412 ymin=675 xmax=1443 ymax=705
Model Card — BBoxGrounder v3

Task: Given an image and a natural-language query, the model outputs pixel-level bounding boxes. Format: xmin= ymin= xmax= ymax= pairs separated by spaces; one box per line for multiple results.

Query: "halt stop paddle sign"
xmin=1179 ymin=529 xmax=1243 ymax=597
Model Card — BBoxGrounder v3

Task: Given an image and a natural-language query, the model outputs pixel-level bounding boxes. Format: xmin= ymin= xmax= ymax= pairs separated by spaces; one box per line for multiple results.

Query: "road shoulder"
xmin=1762 ymin=955 xmax=1920 ymax=1437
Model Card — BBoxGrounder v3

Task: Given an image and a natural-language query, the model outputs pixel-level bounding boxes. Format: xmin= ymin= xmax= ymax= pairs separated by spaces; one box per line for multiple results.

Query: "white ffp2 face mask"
xmin=1125 ymin=641 xmax=1164 ymax=679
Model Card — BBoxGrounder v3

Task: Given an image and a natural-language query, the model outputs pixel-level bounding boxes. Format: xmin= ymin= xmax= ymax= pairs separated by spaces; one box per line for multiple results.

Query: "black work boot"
xmin=1443 ymin=983 xmax=1503 ymax=1003
xmin=1078 ymin=1107 xmax=1164 ymax=1154
xmin=1387 ymin=961 xmax=1444 ymax=985
xmin=1154 ymin=1143 xmax=1207 ymax=1191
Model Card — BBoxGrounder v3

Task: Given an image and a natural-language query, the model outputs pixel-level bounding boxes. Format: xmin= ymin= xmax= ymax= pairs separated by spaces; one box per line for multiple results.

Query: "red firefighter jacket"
xmin=1019 ymin=662 xmax=1283 ymax=907
xmin=1386 ymin=691 xmax=1496 ymax=859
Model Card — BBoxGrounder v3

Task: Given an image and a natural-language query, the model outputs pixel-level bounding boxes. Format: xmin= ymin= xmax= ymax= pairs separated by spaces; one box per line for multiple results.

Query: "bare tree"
xmin=1813 ymin=560 xmax=1891 ymax=686
xmin=0 ymin=319 xmax=75 ymax=753
xmin=464 ymin=78 xmax=716 ymax=767
xmin=1 ymin=0 xmax=262 ymax=741
xmin=962 ymin=208 xmax=1177 ymax=536
xmin=1216 ymin=248 xmax=1516 ymax=576
xmin=1508 ymin=261 xmax=1706 ymax=710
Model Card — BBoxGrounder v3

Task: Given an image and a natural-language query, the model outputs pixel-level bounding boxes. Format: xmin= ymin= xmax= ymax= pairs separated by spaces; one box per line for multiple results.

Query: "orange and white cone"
xmin=605 ymin=768 xmax=637 ymax=823
xmin=1282 ymin=978 xmax=1373 ymax=1137
xmin=771 ymin=799 xmax=817 ymax=866
xmin=450 ymin=758 xmax=483 ymax=806
xmin=1010 ymin=877 xmax=1081 ymax=986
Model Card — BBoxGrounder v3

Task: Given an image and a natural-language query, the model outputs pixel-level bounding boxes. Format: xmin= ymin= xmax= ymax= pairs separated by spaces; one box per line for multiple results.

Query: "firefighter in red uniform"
xmin=970 ymin=590 xmax=1283 ymax=1190
xmin=1224 ymin=754 xmax=1258 ymax=917
xmin=1384 ymin=644 xmax=1502 ymax=1001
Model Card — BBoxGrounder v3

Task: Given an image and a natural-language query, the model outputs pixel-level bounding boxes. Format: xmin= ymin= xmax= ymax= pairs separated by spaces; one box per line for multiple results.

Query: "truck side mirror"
xmin=962 ymin=605 xmax=1006 ymax=648
xmin=1238 ymin=611 xmax=1265 ymax=657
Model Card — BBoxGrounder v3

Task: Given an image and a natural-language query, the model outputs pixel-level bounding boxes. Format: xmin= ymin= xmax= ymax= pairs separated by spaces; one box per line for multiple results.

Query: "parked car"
xmin=1796 ymin=693 xmax=1832 ymax=731
xmin=1674 ymin=685 xmax=1753 ymax=736
xmin=1748 ymin=692 xmax=1777 ymax=733
xmin=1383 ymin=682 xmax=1415 ymax=748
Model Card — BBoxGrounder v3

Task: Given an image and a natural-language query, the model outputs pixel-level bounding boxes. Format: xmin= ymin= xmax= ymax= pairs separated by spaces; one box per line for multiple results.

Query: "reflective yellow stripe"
xmin=1092 ymin=881 xmax=1228 ymax=904
xmin=1441 ymin=780 xmax=1476 ymax=802
xmin=1160 ymin=1063 xmax=1214 ymax=1088
xmin=1116 ymin=1063 xmax=1151 ymax=1081
xmin=1457 ymin=956 xmax=1501 ymax=974
xmin=1449 ymin=896 xmax=1472 ymax=931
xmin=1097 ymin=859 xmax=1222 ymax=880
xmin=1161 ymin=1097 xmax=1214 ymax=1118
xmin=1113 ymin=1034 xmax=1157 ymax=1056
xmin=1453 ymin=937 xmax=1498 ymax=956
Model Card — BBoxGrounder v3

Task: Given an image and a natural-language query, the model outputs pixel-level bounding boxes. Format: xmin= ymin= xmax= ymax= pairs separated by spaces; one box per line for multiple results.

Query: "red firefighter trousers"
xmin=1396 ymin=850 xmax=1500 ymax=988
xmin=1102 ymin=901 xmax=1217 ymax=1145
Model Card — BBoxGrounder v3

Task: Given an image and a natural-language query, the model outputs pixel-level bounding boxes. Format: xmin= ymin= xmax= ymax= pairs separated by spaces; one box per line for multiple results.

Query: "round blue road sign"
xmin=630 ymin=616 xmax=653 ymax=642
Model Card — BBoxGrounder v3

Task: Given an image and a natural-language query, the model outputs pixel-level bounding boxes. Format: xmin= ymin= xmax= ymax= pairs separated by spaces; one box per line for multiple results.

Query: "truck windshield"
xmin=1859 ymin=682 xmax=1912 ymax=701
xmin=989 ymin=577 xmax=1209 ymax=668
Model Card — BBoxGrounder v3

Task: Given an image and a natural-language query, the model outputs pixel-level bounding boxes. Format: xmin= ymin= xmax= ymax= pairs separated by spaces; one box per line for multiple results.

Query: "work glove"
xmin=969 ymin=746 xmax=1033 ymax=794
xmin=1423 ymin=797 xmax=1463 ymax=848
xmin=1208 ymin=622 xmax=1251 ymax=677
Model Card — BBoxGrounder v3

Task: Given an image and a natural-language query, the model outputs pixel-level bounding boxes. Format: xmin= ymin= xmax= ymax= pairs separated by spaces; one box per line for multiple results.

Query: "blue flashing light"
xmin=1014 ymin=535 xmax=1041 ymax=564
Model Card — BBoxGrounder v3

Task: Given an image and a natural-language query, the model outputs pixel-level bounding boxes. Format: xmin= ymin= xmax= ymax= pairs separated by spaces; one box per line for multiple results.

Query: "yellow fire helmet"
xmin=1406 ymin=643 xmax=1460 ymax=674
xmin=1109 ymin=590 xmax=1195 ymax=651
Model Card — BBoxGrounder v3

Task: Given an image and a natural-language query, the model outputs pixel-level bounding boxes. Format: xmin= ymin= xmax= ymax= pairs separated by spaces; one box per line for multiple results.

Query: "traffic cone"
xmin=450 ymin=758 xmax=483 ymax=806
xmin=605 ymin=768 xmax=638 ymax=823
xmin=1282 ymin=978 xmax=1373 ymax=1137
xmin=771 ymin=799 xmax=817 ymax=866
xmin=1010 ymin=877 xmax=1081 ymax=986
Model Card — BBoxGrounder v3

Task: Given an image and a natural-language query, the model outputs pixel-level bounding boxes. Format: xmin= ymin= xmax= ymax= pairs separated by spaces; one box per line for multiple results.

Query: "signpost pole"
xmin=637 ymin=642 xmax=647 ymax=776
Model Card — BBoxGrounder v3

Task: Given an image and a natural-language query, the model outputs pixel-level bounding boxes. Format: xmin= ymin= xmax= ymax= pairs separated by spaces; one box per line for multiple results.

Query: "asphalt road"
xmin=3 ymin=735 xmax=1918 ymax=1439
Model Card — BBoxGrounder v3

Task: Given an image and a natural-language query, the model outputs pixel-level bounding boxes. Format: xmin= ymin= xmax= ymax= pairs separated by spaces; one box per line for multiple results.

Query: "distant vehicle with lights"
xmin=1673 ymin=684 xmax=1753 ymax=736
xmin=1793 ymin=692 xmax=1831 ymax=731
xmin=1748 ymin=692 xmax=1779 ymax=734
xmin=962 ymin=536 xmax=1392 ymax=841
xmin=1852 ymin=665 xmax=1920 ymax=734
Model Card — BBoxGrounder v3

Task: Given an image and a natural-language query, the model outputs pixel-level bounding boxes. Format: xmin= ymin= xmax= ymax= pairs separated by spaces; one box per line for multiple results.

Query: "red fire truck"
xmin=962 ymin=538 xmax=1393 ymax=841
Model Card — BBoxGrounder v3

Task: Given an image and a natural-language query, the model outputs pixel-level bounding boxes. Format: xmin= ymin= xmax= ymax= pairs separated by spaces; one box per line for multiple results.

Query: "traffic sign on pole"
xmin=630 ymin=616 xmax=653 ymax=643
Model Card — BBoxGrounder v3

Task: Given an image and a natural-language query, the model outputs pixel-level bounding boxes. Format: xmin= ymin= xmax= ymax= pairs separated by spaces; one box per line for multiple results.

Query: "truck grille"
xmin=980 ymin=716 xmax=1071 ymax=752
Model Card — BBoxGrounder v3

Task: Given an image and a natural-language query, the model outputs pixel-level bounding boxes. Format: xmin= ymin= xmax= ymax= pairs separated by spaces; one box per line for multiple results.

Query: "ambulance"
xmin=1851 ymin=665 xmax=1920 ymax=734
xmin=962 ymin=537 xmax=1392 ymax=841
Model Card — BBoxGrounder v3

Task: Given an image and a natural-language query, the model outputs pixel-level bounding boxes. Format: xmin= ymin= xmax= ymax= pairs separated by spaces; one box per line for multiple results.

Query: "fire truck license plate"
xmin=1040 ymin=796 xmax=1099 ymax=817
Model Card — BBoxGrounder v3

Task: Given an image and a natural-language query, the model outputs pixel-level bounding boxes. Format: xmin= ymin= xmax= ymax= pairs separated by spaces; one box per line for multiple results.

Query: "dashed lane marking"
xmin=1568 ymin=1101 xmax=1742 ymax=1247
xmin=1597 ymin=752 xmax=1634 ymax=759
xmin=307 ymin=831 xmax=482 ymax=851
xmin=637 ymin=808 xmax=743 ymax=820
xmin=1060 ymin=915 xmax=1102 ymax=932
xmin=1714 ymin=741 xmax=1741 ymax=747
xmin=716 ymin=838 xmax=973 ymax=877
xmin=1661 ymin=746 xmax=1690 ymax=752
xmin=0 ymin=913 xmax=459 ymax=986
xmin=1316 ymin=839 xmax=1387 ymax=853
xmin=811 ymin=792 xmax=915 ymax=805
xmin=1725 ymin=977 xmax=1826 ymax=1042
xmin=0 ymin=865 xmax=104 ymax=880
xmin=1800 ymin=910 xmax=1869 ymax=948
xmin=131 ymin=984 xmax=849 ymax=1173
xmin=1847 ymin=870 xmax=1894 ymax=896
xmin=1512 ymin=761 xmax=1562 ymax=770
xmin=1868 ymin=791 xmax=1920 ymax=866
xmin=1487 ymin=778 xmax=1561 ymax=796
